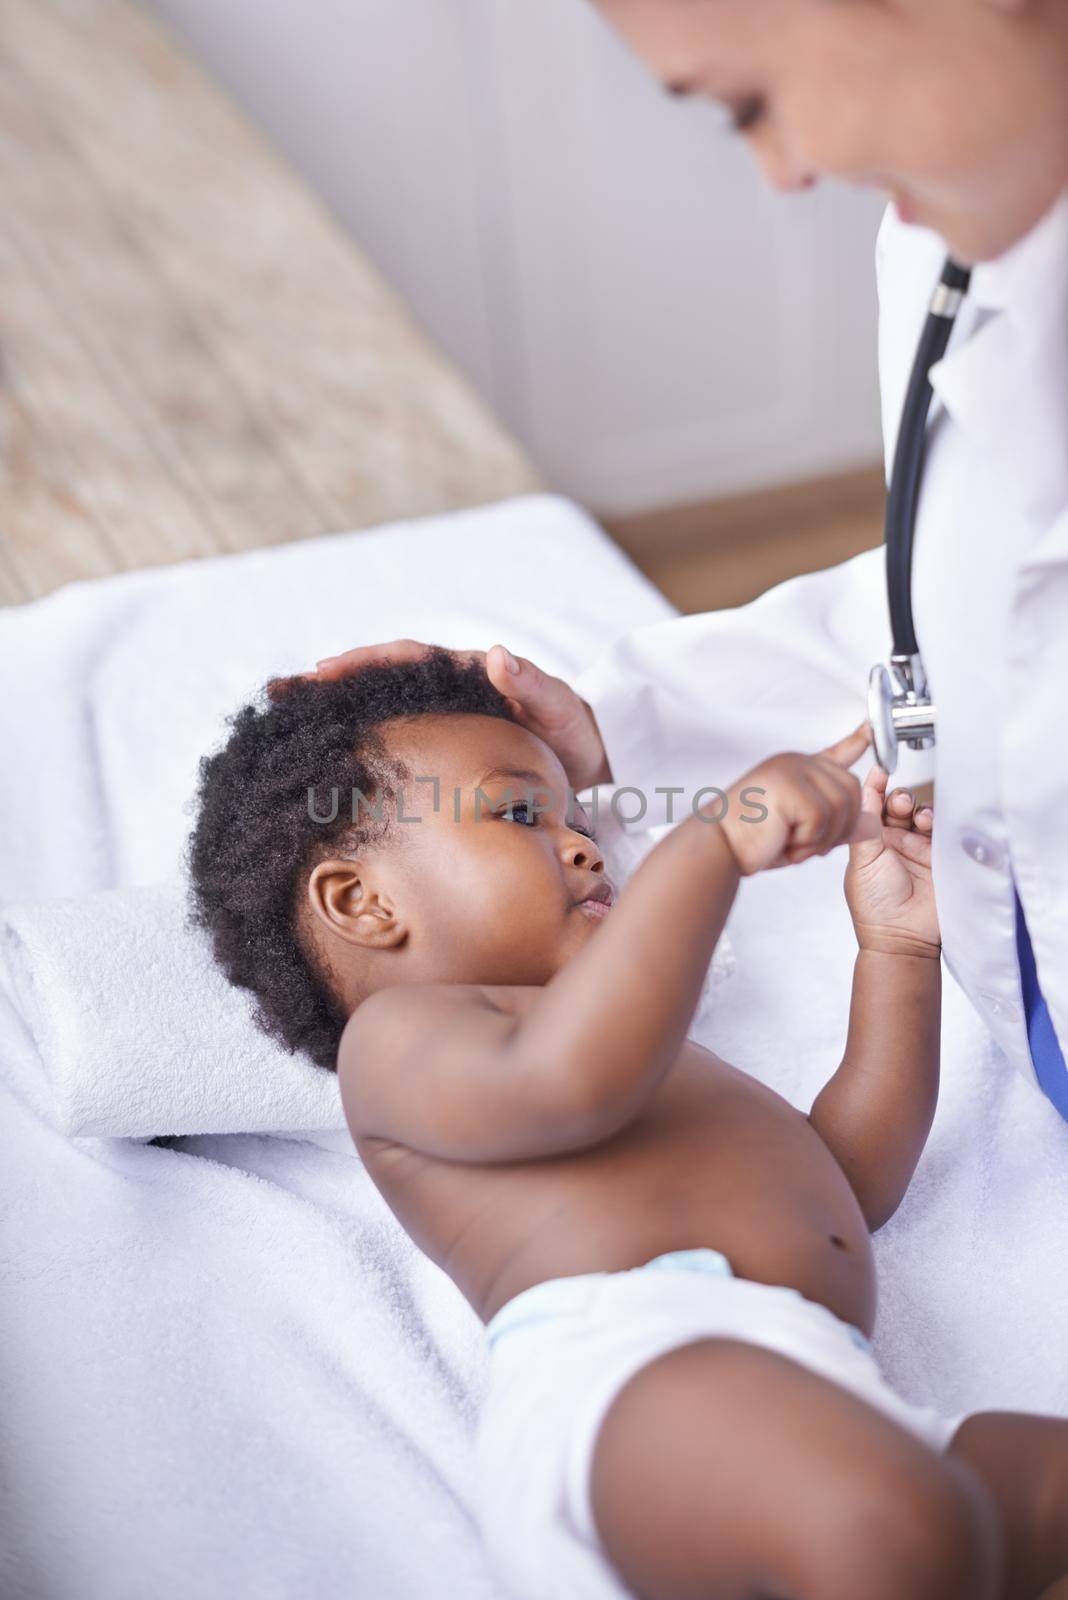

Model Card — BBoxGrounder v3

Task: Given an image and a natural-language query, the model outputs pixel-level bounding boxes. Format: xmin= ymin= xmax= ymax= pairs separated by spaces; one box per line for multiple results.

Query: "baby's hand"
xmin=844 ymin=766 xmax=940 ymax=959
xmin=719 ymin=726 xmax=871 ymax=876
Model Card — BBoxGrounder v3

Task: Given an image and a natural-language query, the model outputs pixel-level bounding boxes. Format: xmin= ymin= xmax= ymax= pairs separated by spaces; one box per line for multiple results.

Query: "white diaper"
xmin=474 ymin=1249 xmax=966 ymax=1600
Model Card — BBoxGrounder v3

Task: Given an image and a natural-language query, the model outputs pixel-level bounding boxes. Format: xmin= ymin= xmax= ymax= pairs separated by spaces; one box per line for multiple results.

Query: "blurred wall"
xmin=144 ymin=0 xmax=888 ymax=517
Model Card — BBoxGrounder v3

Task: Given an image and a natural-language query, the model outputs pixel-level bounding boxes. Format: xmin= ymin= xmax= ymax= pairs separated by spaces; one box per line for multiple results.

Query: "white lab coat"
xmin=576 ymin=190 xmax=1068 ymax=1097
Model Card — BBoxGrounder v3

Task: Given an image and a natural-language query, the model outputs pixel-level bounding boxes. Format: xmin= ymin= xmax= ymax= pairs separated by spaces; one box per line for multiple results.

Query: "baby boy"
xmin=190 ymin=647 xmax=1068 ymax=1600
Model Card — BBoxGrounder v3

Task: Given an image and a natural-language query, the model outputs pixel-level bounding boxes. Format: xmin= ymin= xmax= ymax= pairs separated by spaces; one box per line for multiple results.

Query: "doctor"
xmin=303 ymin=0 xmax=1068 ymax=1116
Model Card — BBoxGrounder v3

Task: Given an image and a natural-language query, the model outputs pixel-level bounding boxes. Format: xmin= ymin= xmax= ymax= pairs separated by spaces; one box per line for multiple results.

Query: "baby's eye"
xmin=569 ymin=822 xmax=597 ymax=842
xmin=498 ymin=801 xmax=538 ymax=827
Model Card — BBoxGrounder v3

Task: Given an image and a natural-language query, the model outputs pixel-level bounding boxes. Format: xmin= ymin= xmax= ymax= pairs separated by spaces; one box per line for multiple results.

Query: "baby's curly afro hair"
xmin=187 ymin=647 xmax=517 ymax=1073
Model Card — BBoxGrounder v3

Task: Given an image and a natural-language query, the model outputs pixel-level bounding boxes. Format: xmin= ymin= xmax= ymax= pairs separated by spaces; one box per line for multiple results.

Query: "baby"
xmin=190 ymin=647 xmax=1068 ymax=1600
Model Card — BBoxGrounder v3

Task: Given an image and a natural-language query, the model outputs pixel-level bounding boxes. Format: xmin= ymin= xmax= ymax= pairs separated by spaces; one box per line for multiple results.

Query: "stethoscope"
xmin=867 ymin=255 xmax=973 ymax=772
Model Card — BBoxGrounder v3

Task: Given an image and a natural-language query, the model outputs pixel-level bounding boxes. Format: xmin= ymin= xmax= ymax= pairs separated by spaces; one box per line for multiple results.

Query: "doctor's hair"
xmin=186 ymin=647 xmax=517 ymax=1073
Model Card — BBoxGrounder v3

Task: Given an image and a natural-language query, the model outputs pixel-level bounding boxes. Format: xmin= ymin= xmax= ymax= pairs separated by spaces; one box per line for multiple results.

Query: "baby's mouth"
xmin=575 ymin=882 xmax=614 ymax=919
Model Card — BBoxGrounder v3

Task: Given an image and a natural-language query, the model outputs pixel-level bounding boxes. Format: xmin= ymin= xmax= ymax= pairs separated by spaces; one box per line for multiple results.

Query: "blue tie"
xmin=1013 ymin=888 xmax=1068 ymax=1121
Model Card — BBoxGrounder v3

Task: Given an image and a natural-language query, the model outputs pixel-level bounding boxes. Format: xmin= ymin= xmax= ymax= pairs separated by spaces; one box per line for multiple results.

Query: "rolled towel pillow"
xmin=0 ymin=881 xmax=345 ymax=1140
xmin=0 ymin=801 xmax=733 ymax=1142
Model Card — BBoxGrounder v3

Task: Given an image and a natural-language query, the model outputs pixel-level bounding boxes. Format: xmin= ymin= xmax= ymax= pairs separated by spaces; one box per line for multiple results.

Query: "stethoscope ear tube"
xmin=870 ymin=254 xmax=971 ymax=770
xmin=884 ymin=257 xmax=972 ymax=660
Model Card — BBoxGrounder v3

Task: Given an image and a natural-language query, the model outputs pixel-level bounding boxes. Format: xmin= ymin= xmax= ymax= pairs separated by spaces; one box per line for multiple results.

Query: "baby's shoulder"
xmin=342 ymin=980 xmax=538 ymax=1054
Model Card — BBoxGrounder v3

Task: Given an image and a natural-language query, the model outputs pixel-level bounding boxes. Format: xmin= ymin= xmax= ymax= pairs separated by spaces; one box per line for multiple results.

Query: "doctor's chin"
xmin=3 ymin=1 xmax=1066 ymax=1597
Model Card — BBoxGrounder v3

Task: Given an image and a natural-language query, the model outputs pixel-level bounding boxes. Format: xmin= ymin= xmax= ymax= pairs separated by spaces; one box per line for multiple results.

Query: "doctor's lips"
xmin=576 ymin=881 xmax=615 ymax=920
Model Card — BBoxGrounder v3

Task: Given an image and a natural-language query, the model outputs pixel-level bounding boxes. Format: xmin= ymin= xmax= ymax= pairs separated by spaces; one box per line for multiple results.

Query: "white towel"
xmin=0 ymin=796 xmax=732 ymax=1141
xmin=0 ymin=884 xmax=344 ymax=1139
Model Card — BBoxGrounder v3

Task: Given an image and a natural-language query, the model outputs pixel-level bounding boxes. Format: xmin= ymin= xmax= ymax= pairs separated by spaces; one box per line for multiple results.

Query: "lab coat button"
xmin=979 ymin=991 xmax=1020 ymax=1021
xmin=960 ymin=831 xmax=1005 ymax=871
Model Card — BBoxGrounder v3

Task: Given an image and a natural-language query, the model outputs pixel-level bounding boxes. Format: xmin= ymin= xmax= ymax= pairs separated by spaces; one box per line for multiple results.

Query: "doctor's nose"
xmin=752 ymin=137 xmax=818 ymax=195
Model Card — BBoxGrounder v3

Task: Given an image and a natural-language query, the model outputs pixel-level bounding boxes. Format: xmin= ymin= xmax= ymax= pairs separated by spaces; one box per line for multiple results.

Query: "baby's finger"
xmin=818 ymin=723 xmax=871 ymax=771
xmin=848 ymin=809 xmax=883 ymax=846
xmin=861 ymin=763 xmax=889 ymax=811
xmin=848 ymin=765 xmax=887 ymax=860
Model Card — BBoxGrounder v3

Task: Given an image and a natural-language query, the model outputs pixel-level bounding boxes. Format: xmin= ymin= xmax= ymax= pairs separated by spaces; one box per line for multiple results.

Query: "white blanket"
xmin=2 ymin=494 xmax=1067 ymax=1600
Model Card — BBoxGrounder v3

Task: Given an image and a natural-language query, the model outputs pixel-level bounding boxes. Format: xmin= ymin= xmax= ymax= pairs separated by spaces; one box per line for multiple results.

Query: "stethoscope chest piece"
xmin=867 ymin=654 xmax=936 ymax=775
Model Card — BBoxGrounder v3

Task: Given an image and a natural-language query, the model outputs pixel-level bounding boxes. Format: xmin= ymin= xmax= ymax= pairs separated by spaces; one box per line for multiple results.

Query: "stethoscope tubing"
xmin=885 ymin=257 xmax=972 ymax=659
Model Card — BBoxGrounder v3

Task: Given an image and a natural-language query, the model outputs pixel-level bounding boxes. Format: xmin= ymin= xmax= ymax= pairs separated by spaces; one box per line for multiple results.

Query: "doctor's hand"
xmin=268 ymin=640 xmax=611 ymax=792
xmin=844 ymin=765 xmax=941 ymax=959
xmin=718 ymin=725 xmax=873 ymax=876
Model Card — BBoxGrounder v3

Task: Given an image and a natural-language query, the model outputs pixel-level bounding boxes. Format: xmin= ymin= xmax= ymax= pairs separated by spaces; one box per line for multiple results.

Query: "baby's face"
xmin=343 ymin=713 xmax=615 ymax=989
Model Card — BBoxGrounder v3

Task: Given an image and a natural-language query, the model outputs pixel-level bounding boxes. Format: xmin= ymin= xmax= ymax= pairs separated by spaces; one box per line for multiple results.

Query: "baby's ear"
xmin=305 ymin=859 xmax=407 ymax=950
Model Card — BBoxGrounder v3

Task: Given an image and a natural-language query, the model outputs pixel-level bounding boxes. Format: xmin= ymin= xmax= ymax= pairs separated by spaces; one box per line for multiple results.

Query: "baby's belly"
xmin=367 ymin=1054 xmax=879 ymax=1337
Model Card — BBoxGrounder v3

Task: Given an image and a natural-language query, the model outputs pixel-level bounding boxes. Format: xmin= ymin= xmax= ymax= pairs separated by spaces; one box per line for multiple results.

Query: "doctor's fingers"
xmin=266 ymin=639 xmax=481 ymax=699
xmin=316 ymin=639 xmax=483 ymax=680
xmin=484 ymin=647 xmax=609 ymax=792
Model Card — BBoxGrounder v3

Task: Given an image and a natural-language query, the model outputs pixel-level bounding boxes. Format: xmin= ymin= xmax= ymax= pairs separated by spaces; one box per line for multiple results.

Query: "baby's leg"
xmin=589 ymin=1337 xmax=999 ymax=1600
xmin=949 ymin=1412 xmax=1068 ymax=1600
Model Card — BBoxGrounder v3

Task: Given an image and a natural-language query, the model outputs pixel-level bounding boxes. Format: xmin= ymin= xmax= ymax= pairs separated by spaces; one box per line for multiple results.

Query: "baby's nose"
xmin=564 ymin=836 xmax=604 ymax=873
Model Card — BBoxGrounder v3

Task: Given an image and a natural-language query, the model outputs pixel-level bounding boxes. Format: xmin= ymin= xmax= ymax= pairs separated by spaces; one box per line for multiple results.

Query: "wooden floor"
xmin=0 ymin=0 xmax=539 ymax=606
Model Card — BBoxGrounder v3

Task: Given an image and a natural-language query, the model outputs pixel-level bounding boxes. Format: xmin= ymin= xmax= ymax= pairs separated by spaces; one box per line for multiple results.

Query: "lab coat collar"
xmin=928 ymin=188 xmax=1068 ymax=525
xmin=966 ymin=187 xmax=1068 ymax=315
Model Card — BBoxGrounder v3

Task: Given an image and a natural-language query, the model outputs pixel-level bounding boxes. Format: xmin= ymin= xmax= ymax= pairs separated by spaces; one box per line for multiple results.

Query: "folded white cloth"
xmin=0 ymin=795 xmax=732 ymax=1141
xmin=0 ymin=884 xmax=344 ymax=1139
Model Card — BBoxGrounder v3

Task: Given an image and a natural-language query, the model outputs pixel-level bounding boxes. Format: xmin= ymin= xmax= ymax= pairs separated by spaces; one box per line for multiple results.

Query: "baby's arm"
xmin=341 ymin=732 xmax=868 ymax=1163
xmin=808 ymin=769 xmax=941 ymax=1231
xmin=809 ymin=949 xmax=940 ymax=1232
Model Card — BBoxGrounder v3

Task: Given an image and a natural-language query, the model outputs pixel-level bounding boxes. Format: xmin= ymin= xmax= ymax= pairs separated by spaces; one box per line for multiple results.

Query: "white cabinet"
xmin=146 ymin=0 xmax=888 ymax=515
